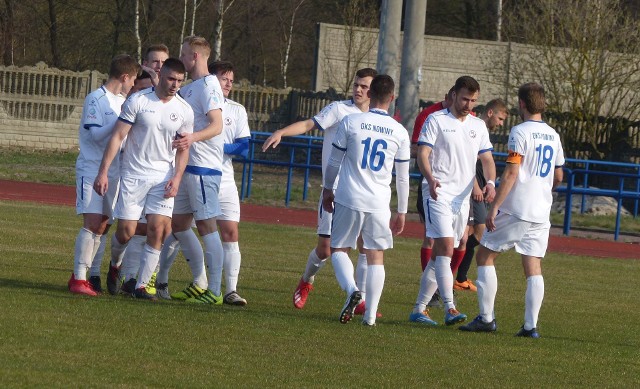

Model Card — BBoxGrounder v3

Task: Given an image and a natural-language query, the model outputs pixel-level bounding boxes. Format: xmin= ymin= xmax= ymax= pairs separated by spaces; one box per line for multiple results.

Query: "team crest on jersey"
xmin=224 ymin=117 xmax=232 ymax=126
xmin=469 ymin=129 xmax=477 ymax=138
xmin=89 ymin=107 xmax=96 ymax=115
xmin=170 ymin=113 xmax=178 ymax=121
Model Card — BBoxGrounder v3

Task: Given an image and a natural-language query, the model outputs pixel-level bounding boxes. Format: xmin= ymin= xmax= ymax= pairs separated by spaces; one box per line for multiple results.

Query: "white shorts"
xmin=424 ymin=196 xmax=470 ymax=247
xmin=173 ymin=173 xmax=222 ymax=221
xmin=75 ymin=175 xmax=119 ymax=220
xmin=330 ymin=203 xmax=393 ymax=250
xmin=218 ymin=180 xmax=240 ymax=222
xmin=481 ymin=211 xmax=550 ymax=258
xmin=317 ymin=192 xmax=333 ymax=236
xmin=115 ymin=176 xmax=174 ymax=220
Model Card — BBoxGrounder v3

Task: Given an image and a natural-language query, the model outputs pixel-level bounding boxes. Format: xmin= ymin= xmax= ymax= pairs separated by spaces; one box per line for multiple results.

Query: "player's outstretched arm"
xmin=94 ymin=119 xmax=131 ymax=196
xmin=261 ymin=119 xmax=315 ymax=151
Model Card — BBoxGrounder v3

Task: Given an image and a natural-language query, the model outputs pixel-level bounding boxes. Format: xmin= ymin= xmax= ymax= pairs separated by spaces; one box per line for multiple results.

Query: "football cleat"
xmin=120 ymin=278 xmax=136 ymax=295
xmin=223 ymin=291 xmax=247 ymax=306
xmin=409 ymin=310 xmax=438 ymax=326
xmin=426 ymin=290 xmax=443 ymax=309
xmin=106 ymin=265 xmax=122 ymax=295
xmin=68 ymin=274 xmax=98 ymax=296
xmin=171 ymin=283 xmax=206 ymax=300
xmin=339 ymin=290 xmax=363 ymax=324
xmin=515 ymin=326 xmax=540 ymax=338
xmin=444 ymin=308 xmax=467 ymax=325
xmin=362 ymin=320 xmax=376 ymax=327
xmin=293 ymin=278 xmax=313 ymax=309
xmin=459 ymin=315 xmax=497 ymax=332
xmin=354 ymin=301 xmax=382 ymax=318
xmin=454 ymin=279 xmax=477 ymax=292
xmin=186 ymin=289 xmax=223 ymax=305
xmin=156 ymin=283 xmax=171 ymax=300
xmin=88 ymin=276 xmax=103 ymax=294
xmin=146 ymin=272 xmax=157 ymax=295
xmin=132 ymin=287 xmax=158 ymax=301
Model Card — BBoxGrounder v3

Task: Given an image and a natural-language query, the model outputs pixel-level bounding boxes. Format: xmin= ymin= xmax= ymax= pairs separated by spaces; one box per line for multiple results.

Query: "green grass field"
xmin=1 ymin=200 xmax=638 ymax=388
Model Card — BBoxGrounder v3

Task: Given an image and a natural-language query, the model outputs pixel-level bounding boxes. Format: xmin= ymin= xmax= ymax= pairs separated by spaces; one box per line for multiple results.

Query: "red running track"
xmin=0 ymin=180 xmax=637 ymax=260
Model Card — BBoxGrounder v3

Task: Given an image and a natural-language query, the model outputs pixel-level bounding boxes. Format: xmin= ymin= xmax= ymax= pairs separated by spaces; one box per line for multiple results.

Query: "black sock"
xmin=456 ymin=234 xmax=480 ymax=282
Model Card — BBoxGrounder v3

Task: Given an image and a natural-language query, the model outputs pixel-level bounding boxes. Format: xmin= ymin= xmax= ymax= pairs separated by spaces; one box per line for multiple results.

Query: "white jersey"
xmin=76 ymin=86 xmax=125 ymax=178
xmin=500 ymin=120 xmax=565 ymax=223
xmin=332 ymin=108 xmax=411 ymax=212
xmin=179 ymin=75 xmax=225 ymax=174
xmin=221 ymin=98 xmax=251 ymax=185
xmin=313 ymin=99 xmax=363 ymax=187
xmin=119 ymin=88 xmax=194 ymax=180
xmin=418 ymin=109 xmax=493 ymax=203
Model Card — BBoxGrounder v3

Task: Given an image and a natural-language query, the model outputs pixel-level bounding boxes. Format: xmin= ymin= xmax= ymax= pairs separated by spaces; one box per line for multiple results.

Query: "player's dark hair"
xmin=209 ymin=60 xmax=234 ymax=76
xmin=356 ymin=67 xmax=378 ymax=79
xmin=109 ymin=54 xmax=140 ymax=78
xmin=518 ymin=83 xmax=545 ymax=114
xmin=454 ymin=75 xmax=480 ymax=94
xmin=136 ymin=70 xmax=151 ymax=81
xmin=369 ymin=74 xmax=394 ymax=103
xmin=161 ymin=58 xmax=186 ymax=74
xmin=486 ymin=98 xmax=508 ymax=113
xmin=145 ymin=44 xmax=169 ymax=60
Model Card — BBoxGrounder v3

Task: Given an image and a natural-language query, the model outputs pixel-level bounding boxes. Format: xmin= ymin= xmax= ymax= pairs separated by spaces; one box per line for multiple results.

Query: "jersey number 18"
xmin=534 ymin=144 xmax=554 ymax=177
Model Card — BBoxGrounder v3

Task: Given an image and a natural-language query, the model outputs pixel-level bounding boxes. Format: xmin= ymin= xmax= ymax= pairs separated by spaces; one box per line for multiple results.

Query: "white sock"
xmin=414 ymin=259 xmax=438 ymax=313
xmin=203 ymin=231 xmax=224 ymax=295
xmin=355 ymin=253 xmax=368 ymax=301
xmin=121 ymin=234 xmax=145 ymax=281
xmin=331 ymin=251 xmax=357 ymax=295
xmin=302 ymin=248 xmax=327 ymax=284
xmin=364 ymin=264 xmax=385 ymax=325
xmin=135 ymin=244 xmax=161 ymax=289
xmin=73 ymin=228 xmax=95 ymax=280
xmin=110 ymin=233 xmax=128 ymax=267
xmin=89 ymin=234 xmax=106 ymax=277
xmin=175 ymin=229 xmax=207 ymax=289
xmin=476 ymin=266 xmax=498 ymax=322
xmin=157 ymin=233 xmax=181 ymax=284
xmin=524 ymin=275 xmax=544 ymax=330
xmin=435 ymin=256 xmax=455 ymax=310
xmin=223 ymin=241 xmax=241 ymax=295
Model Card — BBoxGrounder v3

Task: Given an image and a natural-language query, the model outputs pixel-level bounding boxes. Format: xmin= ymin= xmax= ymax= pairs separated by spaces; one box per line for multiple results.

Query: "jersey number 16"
xmin=361 ymin=138 xmax=388 ymax=172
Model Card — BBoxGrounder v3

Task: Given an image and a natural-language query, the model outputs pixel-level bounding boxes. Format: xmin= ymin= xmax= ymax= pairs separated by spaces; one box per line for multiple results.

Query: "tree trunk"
xmin=179 ymin=0 xmax=187 ymax=56
xmin=47 ymin=0 xmax=60 ymax=67
xmin=281 ymin=0 xmax=306 ymax=88
xmin=190 ymin=0 xmax=196 ymax=36
xmin=135 ymin=0 xmax=141 ymax=62
xmin=2 ymin=0 xmax=15 ymax=65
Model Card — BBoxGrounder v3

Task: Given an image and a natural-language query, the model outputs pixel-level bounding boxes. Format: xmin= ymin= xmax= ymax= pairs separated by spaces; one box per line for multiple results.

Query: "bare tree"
xmin=495 ymin=0 xmax=640 ymax=159
xmin=278 ymin=0 xmax=306 ymax=88
xmin=47 ymin=0 xmax=61 ymax=67
xmin=212 ymin=0 xmax=236 ymax=61
xmin=179 ymin=0 xmax=187 ymax=56
xmin=135 ymin=0 xmax=141 ymax=61
xmin=1 ymin=0 xmax=15 ymax=65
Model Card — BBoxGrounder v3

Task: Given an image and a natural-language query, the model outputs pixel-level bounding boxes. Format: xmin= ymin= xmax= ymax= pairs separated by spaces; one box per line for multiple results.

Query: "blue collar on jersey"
xmin=369 ymin=108 xmax=390 ymax=116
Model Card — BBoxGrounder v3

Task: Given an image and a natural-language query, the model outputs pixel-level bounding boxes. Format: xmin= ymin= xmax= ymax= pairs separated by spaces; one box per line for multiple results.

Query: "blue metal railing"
xmin=237 ymin=134 xmax=640 ymax=240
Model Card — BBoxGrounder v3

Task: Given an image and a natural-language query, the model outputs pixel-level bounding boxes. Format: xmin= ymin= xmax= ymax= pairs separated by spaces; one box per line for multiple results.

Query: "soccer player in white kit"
xmin=262 ymin=68 xmax=378 ymax=315
xmin=459 ymin=82 xmax=565 ymax=338
xmin=410 ymin=76 xmax=497 ymax=326
xmin=93 ymin=58 xmax=194 ymax=300
xmin=161 ymin=35 xmax=226 ymax=305
xmin=68 ymin=54 xmax=139 ymax=296
xmin=155 ymin=60 xmax=250 ymax=305
xmin=112 ymin=44 xmax=171 ymax=296
xmin=322 ymin=74 xmax=410 ymax=326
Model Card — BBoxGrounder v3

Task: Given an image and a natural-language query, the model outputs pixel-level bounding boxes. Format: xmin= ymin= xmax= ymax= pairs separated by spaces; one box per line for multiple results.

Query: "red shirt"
xmin=411 ymin=102 xmax=445 ymax=144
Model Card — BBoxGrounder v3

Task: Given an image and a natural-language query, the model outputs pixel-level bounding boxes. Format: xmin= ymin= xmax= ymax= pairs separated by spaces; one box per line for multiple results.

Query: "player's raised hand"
xmin=322 ymin=188 xmax=335 ymax=213
xmin=262 ymin=131 xmax=283 ymax=151
xmin=390 ymin=213 xmax=406 ymax=236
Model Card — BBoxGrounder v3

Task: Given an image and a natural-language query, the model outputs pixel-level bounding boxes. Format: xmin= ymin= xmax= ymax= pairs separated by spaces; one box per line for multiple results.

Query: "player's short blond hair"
xmin=183 ymin=35 xmax=211 ymax=57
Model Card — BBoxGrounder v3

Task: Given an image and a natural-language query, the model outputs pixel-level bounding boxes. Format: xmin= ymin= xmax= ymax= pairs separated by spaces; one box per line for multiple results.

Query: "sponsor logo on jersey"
xmin=170 ymin=113 xmax=178 ymax=121
xmin=140 ymin=109 xmax=156 ymax=114
xmin=105 ymin=111 xmax=115 ymax=115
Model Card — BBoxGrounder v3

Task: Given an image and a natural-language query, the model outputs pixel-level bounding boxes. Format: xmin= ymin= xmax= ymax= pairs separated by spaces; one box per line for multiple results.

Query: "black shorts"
xmin=468 ymin=199 xmax=488 ymax=226
xmin=417 ymin=183 xmax=425 ymax=223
